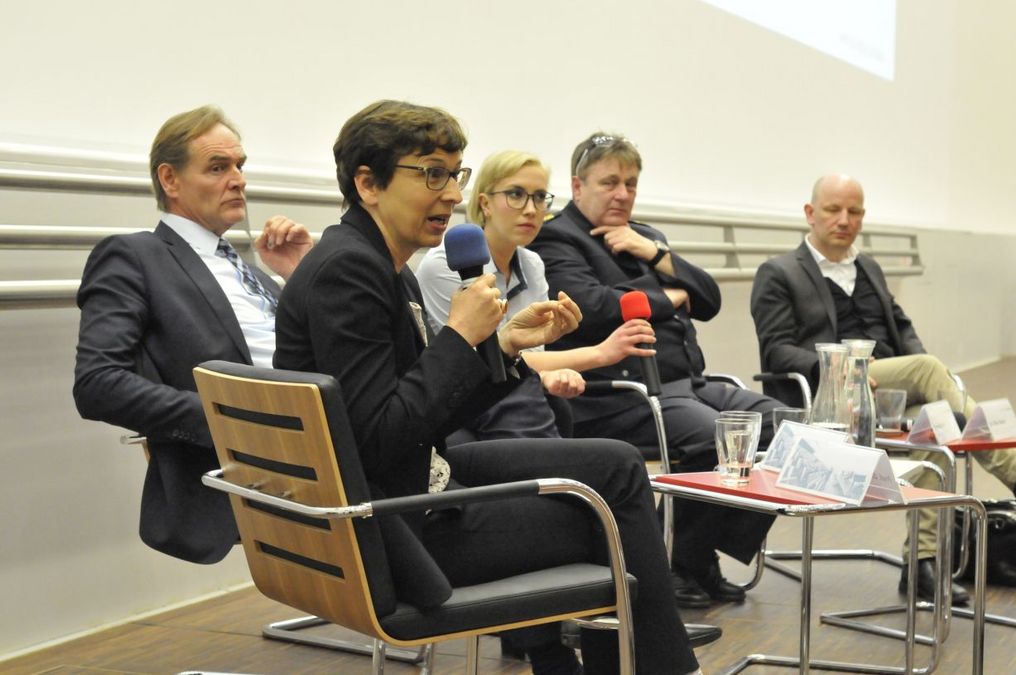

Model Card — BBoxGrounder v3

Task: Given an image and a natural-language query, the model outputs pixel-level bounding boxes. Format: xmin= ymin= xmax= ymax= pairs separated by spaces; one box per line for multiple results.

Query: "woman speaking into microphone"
xmin=274 ymin=102 xmax=705 ymax=675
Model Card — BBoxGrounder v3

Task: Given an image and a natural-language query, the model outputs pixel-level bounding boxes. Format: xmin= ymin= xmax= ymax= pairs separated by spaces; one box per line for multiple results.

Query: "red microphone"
xmin=619 ymin=291 xmax=661 ymax=396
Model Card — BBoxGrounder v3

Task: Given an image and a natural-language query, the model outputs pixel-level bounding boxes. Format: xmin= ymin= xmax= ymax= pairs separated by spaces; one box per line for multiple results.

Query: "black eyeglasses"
xmin=487 ymin=187 xmax=555 ymax=211
xmin=574 ymin=135 xmax=635 ymax=175
xmin=395 ymin=164 xmax=472 ymax=191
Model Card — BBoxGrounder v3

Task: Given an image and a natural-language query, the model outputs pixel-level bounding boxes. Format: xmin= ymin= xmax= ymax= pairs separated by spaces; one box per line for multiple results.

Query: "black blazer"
xmin=528 ymin=201 xmax=722 ymax=421
xmin=273 ymin=203 xmax=529 ymax=609
xmin=273 ymin=203 xmax=520 ymax=529
xmin=749 ymin=241 xmax=924 ymax=404
xmin=74 ymin=222 xmax=281 ymax=564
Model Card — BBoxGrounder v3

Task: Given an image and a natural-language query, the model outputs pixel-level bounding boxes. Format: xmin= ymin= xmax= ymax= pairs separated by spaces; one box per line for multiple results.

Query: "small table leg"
xmin=800 ymin=517 xmax=813 ymax=675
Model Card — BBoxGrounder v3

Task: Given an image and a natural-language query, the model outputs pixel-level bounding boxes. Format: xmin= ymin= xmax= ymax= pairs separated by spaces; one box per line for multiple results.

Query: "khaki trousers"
xmin=870 ymin=354 xmax=1016 ymax=560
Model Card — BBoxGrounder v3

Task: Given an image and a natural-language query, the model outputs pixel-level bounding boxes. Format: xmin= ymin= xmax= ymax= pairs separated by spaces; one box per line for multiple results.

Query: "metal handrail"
xmin=0 ymin=163 xmax=924 ymax=308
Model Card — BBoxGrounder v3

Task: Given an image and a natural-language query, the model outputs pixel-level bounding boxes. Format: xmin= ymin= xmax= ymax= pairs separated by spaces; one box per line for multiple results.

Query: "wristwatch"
xmin=649 ymin=240 xmax=669 ymax=266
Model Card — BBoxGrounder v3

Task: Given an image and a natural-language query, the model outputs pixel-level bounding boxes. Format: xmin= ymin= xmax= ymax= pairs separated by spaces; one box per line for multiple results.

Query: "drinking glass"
xmin=874 ymin=389 xmax=907 ymax=431
xmin=772 ymin=406 xmax=809 ymax=434
xmin=719 ymin=410 xmax=762 ymax=453
xmin=715 ymin=417 xmax=761 ymax=486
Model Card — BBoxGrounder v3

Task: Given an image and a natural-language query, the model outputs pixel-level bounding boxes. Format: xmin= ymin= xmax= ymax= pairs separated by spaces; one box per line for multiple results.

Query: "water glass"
xmin=772 ymin=406 xmax=809 ymax=434
xmin=715 ymin=417 xmax=760 ymax=486
xmin=874 ymin=389 xmax=907 ymax=431
xmin=719 ymin=410 xmax=762 ymax=452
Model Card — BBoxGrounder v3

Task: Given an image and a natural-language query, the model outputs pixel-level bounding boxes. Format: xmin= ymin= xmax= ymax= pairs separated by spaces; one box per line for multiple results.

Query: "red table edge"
xmin=652 ymin=470 xmax=954 ymax=506
xmin=877 ymin=431 xmax=1016 ymax=452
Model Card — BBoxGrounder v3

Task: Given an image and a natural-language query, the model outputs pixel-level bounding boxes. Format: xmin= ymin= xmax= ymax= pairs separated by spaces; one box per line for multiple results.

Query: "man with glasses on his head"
xmin=529 ymin=132 xmax=780 ymax=608
xmin=73 ymin=105 xmax=313 ymax=564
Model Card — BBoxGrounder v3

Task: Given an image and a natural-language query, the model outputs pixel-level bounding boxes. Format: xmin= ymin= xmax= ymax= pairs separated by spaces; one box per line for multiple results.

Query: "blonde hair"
xmin=467 ymin=149 xmax=550 ymax=225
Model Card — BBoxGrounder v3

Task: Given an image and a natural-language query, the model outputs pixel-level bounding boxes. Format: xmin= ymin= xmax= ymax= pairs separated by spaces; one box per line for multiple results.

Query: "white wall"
xmin=2 ymin=0 xmax=1016 ymax=659
xmin=1 ymin=1 xmax=1013 ymax=233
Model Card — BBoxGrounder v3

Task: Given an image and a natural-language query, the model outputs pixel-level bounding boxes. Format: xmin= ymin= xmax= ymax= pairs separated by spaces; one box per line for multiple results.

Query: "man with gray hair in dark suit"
xmin=73 ymin=105 xmax=313 ymax=564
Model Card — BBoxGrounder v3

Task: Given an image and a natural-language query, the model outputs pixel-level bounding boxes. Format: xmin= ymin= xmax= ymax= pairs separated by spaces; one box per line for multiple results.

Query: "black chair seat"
xmin=381 ymin=563 xmax=637 ymax=640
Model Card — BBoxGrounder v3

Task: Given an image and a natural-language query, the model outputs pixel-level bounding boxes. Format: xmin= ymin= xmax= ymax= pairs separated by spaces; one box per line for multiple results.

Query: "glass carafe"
xmin=841 ymin=339 xmax=877 ymax=359
xmin=845 ymin=355 xmax=877 ymax=446
xmin=811 ymin=343 xmax=850 ymax=433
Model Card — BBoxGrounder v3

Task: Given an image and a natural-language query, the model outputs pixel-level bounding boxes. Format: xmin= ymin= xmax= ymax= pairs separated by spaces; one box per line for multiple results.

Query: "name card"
xmin=908 ymin=400 xmax=962 ymax=445
xmin=776 ymin=437 xmax=903 ymax=506
xmin=760 ymin=421 xmax=849 ymax=473
xmin=961 ymin=398 xmax=1016 ymax=441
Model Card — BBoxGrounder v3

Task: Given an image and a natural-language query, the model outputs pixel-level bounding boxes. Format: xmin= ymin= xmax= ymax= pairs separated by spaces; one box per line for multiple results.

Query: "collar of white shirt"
xmin=804 ymin=235 xmax=859 ymax=295
xmin=160 ymin=212 xmax=222 ymax=255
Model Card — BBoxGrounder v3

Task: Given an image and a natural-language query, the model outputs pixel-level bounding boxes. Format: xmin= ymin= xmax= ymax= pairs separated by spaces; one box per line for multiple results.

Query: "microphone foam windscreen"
xmin=619 ymin=290 xmax=652 ymax=321
xmin=444 ymin=223 xmax=490 ymax=271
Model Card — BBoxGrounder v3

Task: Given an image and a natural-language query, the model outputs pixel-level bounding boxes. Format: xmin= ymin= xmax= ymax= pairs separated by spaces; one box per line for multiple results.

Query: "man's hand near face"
xmin=255 ymin=215 xmax=314 ymax=280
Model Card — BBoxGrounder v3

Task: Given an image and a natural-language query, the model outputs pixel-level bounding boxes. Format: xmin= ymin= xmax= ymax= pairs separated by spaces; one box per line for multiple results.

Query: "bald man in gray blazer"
xmin=751 ymin=174 xmax=1016 ymax=604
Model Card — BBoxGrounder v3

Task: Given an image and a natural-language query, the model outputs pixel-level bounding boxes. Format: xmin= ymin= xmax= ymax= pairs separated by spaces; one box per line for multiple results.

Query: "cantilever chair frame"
xmin=194 ymin=361 xmax=636 ymax=675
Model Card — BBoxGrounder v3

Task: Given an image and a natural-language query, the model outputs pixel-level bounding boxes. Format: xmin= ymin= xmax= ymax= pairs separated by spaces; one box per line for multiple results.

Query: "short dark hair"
xmin=570 ymin=132 xmax=641 ymax=179
xmin=150 ymin=105 xmax=240 ymax=211
xmin=333 ymin=100 xmax=467 ymax=206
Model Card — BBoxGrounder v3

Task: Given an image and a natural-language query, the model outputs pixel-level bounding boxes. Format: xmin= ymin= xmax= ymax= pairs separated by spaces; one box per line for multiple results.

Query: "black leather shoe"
xmin=690 ymin=560 xmax=746 ymax=603
xmin=671 ymin=571 xmax=711 ymax=608
xmin=899 ymin=558 xmax=969 ymax=606
xmin=686 ymin=623 xmax=723 ymax=649
xmin=527 ymin=640 xmax=582 ymax=675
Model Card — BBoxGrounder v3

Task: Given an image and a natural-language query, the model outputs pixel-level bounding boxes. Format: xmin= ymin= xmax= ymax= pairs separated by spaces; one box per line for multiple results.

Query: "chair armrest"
xmin=202 ymin=470 xmax=547 ymax=519
xmin=949 ymin=371 xmax=966 ymax=396
xmin=753 ymin=372 xmax=812 ymax=410
xmin=369 ymin=481 xmax=543 ymax=517
xmin=705 ymin=372 xmax=747 ymax=390
xmin=202 ymin=469 xmax=373 ymax=519
xmin=583 ymin=380 xmax=648 ymax=397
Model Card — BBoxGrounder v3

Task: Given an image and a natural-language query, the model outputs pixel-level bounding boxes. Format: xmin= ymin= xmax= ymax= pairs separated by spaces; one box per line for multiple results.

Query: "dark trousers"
xmin=574 ymin=378 xmax=779 ymax=571
xmin=423 ymin=438 xmax=698 ymax=675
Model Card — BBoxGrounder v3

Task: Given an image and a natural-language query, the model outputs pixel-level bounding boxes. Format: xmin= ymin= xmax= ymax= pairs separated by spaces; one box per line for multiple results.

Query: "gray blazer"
xmin=749 ymin=241 xmax=924 ymax=404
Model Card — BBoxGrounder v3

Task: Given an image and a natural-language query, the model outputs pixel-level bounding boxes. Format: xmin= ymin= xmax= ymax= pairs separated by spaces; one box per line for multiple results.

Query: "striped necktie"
xmin=215 ymin=238 xmax=278 ymax=313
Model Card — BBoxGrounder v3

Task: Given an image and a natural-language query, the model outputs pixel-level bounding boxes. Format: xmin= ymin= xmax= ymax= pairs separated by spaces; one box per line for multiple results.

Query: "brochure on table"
xmin=960 ymin=398 xmax=1016 ymax=441
xmin=772 ymin=432 xmax=904 ymax=506
xmin=907 ymin=400 xmax=962 ymax=445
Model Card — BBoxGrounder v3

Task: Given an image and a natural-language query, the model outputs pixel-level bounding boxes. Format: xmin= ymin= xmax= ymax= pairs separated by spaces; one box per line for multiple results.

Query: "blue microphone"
xmin=444 ymin=224 xmax=506 ymax=383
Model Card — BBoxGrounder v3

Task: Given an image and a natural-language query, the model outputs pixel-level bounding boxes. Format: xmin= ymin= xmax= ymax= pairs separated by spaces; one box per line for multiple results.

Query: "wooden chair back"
xmin=193 ymin=363 xmax=395 ymax=639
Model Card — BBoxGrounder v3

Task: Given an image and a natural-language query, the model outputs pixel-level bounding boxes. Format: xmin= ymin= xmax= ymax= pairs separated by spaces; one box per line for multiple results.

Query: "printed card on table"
xmin=908 ymin=400 xmax=962 ymax=445
xmin=760 ymin=421 xmax=850 ymax=473
xmin=776 ymin=438 xmax=903 ymax=506
xmin=961 ymin=398 xmax=1016 ymax=441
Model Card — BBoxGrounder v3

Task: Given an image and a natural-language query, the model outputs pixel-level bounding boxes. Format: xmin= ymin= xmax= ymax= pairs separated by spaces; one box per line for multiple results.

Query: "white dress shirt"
xmin=161 ymin=213 xmax=276 ymax=368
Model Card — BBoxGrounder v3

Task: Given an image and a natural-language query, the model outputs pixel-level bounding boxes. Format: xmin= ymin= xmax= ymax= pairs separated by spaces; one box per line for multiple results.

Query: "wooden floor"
xmin=6 ymin=359 xmax=1016 ymax=675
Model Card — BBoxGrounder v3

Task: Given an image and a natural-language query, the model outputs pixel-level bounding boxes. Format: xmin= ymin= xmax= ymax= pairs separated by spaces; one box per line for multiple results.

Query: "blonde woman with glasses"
xmin=417 ymin=150 xmax=657 ymax=440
